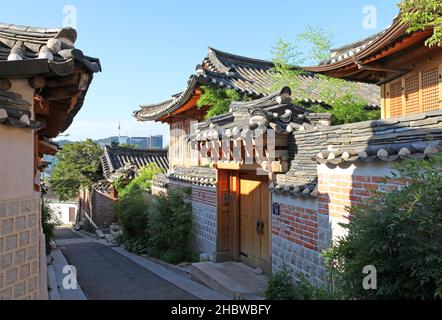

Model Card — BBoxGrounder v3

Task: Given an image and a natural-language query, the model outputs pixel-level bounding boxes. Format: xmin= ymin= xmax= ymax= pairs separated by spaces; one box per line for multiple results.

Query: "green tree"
xmin=50 ymin=139 xmax=103 ymax=201
xmin=399 ymin=0 xmax=442 ymax=47
xmin=297 ymin=27 xmax=334 ymax=65
xmin=147 ymin=188 xmax=193 ymax=264
xmin=270 ymin=28 xmax=380 ymax=124
xmin=325 ymin=156 xmax=442 ymax=300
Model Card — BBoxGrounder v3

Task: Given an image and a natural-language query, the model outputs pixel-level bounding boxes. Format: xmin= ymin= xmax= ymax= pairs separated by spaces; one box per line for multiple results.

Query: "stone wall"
xmin=0 ymin=194 xmax=45 ymax=300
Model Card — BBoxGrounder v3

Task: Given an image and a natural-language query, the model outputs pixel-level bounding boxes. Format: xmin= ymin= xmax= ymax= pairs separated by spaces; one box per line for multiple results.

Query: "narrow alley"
xmin=51 ymin=228 xmax=224 ymax=300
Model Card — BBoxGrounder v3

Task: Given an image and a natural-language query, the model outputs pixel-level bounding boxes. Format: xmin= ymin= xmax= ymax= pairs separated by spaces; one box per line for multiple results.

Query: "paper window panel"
xmin=422 ymin=67 xmax=440 ymax=112
xmin=405 ymin=74 xmax=420 ymax=115
xmin=390 ymin=81 xmax=403 ymax=117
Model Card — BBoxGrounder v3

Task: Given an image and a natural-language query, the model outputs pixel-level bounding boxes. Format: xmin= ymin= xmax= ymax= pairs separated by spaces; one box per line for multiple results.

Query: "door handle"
xmin=260 ymin=220 xmax=265 ymax=235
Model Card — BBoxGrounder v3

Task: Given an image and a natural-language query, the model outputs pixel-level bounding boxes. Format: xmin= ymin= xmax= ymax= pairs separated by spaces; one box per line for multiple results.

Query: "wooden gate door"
xmin=239 ymin=173 xmax=270 ymax=273
xmin=69 ymin=207 xmax=76 ymax=223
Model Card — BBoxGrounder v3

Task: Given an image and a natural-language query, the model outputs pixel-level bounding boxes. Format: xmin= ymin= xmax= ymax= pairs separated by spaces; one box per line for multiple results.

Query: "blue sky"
xmin=1 ymin=0 xmax=399 ymax=141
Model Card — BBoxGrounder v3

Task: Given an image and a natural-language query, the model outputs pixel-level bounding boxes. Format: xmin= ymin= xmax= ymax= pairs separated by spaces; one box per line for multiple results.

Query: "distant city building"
xmin=148 ymin=135 xmax=163 ymax=149
xmin=96 ymin=136 xmax=119 ymax=147
xmin=118 ymin=136 xmax=130 ymax=145
xmin=94 ymin=135 xmax=163 ymax=149
xmin=130 ymin=137 xmax=148 ymax=148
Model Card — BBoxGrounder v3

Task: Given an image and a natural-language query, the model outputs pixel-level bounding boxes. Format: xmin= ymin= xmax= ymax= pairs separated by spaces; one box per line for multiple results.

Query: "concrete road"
xmin=54 ymin=228 xmax=198 ymax=300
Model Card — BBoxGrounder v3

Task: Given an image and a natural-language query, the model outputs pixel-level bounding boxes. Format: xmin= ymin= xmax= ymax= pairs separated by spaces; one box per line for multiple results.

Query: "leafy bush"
xmin=147 ymin=188 xmax=193 ymax=264
xmin=265 ymin=266 xmax=299 ymax=300
xmin=265 ymin=265 xmax=344 ymax=300
xmin=115 ymin=163 xmax=163 ymax=199
xmin=114 ymin=187 xmax=152 ymax=254
xmin=310 ymin=94 xmax=380 ymax=125
xmin=326 ymin=155 xmax=442 ymax=300
xmin=197 ymin=86 xmax=251 ymax=119
xmin=115 ymin=179 xmax=194 ymax=264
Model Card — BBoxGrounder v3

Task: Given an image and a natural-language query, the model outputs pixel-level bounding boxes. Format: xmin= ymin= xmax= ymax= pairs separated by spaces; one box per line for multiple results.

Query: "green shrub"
xmin=41 ymin=198 xmax=61 ymax=254
xmin=197 ymin=86 xmax=251 ymax=119
xmin=310 ymin=94 xmax=380 ymax=125
xmin=115 ymin=163 xmax=163 ymax=199
xmin=265 ymin=266 xmax=298 ymax=300
xmin=114 ymin=187 xmax=151 ymax=254
xmin=265 ymin=265 xmax=344 ymax=300
xmin=326 ymin=155 xmax=442 ymax=300
xmin=116 ymin=183 xmax=194 ymax=264
xmin=147 ymin=188 xmax=193 ymax=264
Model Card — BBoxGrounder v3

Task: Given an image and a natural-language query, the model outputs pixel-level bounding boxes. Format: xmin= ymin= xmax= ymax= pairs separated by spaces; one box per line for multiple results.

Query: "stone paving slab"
xmin=54 ymin=228 xmax=83 ymax=240
xmin=60 ymin=242 xmax=199 ymax=300
xmin=113 ymin=247 xmax=229 ymax=300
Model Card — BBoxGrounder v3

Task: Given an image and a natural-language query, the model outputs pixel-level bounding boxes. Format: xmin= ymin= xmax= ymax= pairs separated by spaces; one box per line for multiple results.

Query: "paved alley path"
xmin=53 ymin=228 xmax=198 ymax=300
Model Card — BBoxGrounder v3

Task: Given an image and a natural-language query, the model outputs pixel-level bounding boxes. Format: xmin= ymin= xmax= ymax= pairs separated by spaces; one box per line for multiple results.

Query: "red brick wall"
xmin=317 ymin=172 xmax=407 ymax=220
xmin=273 ymin=204 xmax=319 ymax=252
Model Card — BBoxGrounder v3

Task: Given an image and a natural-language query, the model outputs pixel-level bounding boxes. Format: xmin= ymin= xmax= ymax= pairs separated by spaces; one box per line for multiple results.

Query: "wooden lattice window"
xmin=390 ymin=81 xmax=403 ymax=117
xmin=405 ymin=73 xmax=420 ymax=115
xmin=422 ymin=67 xmax=440 ymax=112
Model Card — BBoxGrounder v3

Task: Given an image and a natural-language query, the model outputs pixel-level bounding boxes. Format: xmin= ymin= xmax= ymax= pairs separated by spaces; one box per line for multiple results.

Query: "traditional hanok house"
xmin=0 ymin=23 xmax=100 ymax=300
xmin=212 ymin=15 xmax=442 ymax=285
xmin=78 ymin=143 xmax=168 ymax=231
xmin=134 ymin=48 xmax=379 ymax=279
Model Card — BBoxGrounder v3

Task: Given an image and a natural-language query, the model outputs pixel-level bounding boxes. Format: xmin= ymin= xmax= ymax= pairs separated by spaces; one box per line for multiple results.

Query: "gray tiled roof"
xmin=317 ymin=15 xmax=401 ymax=67
xmin=312 ymin=110 xmax=442 ymax=165
xmin=0 ymin=22 xmax=101 ymax=75
xmin=152 ymin=167 xmax=217 ymax=189
xmin=0 ymin=88 xmax=43 ymax=130
xmin=274 ymin=110 xmax=442 ymax=198
xmin=134 ymin=48 xmax=380 ymax=121
xmin=101 ymin=145 xmax=169 ymax=179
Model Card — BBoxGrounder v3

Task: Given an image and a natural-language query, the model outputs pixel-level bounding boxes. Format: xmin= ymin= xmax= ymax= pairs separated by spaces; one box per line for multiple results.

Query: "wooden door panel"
xmin=260 ymin=179 xmax=271 ymax=273
xmin=252 ymin=180 xmax=262 ymax=268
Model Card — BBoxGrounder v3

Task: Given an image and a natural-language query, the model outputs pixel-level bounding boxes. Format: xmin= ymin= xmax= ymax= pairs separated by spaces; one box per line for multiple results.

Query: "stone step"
xmin=189 ymin=262 xmax=268 ymax=300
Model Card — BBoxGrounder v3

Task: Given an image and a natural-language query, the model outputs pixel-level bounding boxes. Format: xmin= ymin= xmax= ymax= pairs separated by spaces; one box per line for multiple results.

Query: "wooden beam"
xmin=28 ymin=76 xmax=46 ymax=89
xmin=0 ymin=79 xmax=12 ymax=91
xmin=45 ymin=73 xmax=80 ymax=88
xmin=34 ymin=95 xmax=50 ymax=114
xmin=42 ymin=86 xmax=80 ymax=100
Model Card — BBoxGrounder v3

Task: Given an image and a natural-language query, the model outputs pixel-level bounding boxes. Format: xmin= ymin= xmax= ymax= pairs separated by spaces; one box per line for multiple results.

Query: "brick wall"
xmin=0 ymin=194 xmax=44 ymax=300
xmin=271 ymin=162 xmax=406 ymax=286
xmin=271 ymin=194 xmax=326 ymax=287
xmin=317 ymin=162 xmax=403 ymax=242
xmin=79 ymin=188 xmax=116 ymax=230
xmin=92 ymin=190 xmax=116 ymax=229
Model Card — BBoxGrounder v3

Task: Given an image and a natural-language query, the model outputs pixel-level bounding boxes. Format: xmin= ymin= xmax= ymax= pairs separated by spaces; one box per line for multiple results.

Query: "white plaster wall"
xmin=48 ymin=202 xmax=78 ymax=226
xmin=0 ymin=79 xmax=35 ymax=201
xmin=317 ymin=162 xmax=398 ymax=178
